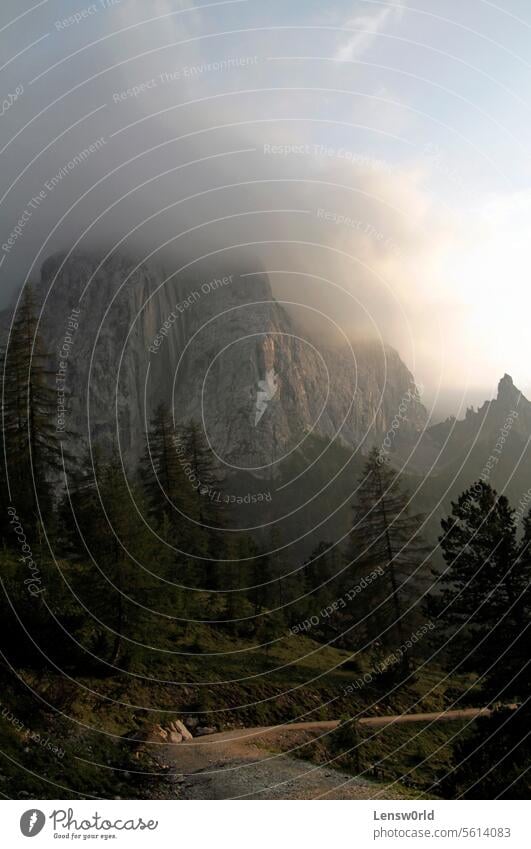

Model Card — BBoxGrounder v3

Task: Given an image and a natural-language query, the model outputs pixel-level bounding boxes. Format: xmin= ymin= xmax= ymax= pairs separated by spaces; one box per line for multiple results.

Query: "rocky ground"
xmin=153 ymin=723 xmax=408 ymax=800
xmin=143 ymin=709 xmax=493 ymax=800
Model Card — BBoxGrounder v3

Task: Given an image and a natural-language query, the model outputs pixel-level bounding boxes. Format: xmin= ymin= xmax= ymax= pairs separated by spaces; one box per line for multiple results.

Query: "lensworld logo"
xmin=20 ymin=809 xmax=45 ymax=837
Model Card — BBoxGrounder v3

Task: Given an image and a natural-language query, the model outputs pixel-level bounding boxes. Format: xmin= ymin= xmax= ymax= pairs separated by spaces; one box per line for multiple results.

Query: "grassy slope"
xmin=0 ymin=621 xmax=476 ymax=798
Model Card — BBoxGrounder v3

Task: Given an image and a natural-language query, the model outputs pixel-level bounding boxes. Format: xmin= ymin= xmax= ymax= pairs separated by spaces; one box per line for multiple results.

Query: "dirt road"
xmin=161 ymin=708 xmax=491 ymax=799
xmin=161 ymin=724 xmax=396 ymax=800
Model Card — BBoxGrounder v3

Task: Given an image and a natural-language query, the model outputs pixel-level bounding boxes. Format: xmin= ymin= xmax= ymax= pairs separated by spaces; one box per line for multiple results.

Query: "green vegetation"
xmin=327 ymin=716 xmax=472 ymax=798
xmin=0 ymin=291 xmax=529 ymax=799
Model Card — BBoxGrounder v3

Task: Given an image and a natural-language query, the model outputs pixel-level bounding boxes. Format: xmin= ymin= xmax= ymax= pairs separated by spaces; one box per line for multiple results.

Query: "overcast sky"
xmin=1 ymin=0 xmax=531 ymax=417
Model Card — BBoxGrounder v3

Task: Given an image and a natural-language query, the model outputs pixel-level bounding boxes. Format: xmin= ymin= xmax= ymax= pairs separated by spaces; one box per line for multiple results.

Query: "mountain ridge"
xmin=9 ymin=250 xmax=427 ymax=476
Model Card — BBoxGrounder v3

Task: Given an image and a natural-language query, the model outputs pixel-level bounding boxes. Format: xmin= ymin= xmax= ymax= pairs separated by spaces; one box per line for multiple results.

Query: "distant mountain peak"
xmin=498 ymin=372 xmax=514 ymax=391
xmin=497 ymin=373 xmax=523 ymax=409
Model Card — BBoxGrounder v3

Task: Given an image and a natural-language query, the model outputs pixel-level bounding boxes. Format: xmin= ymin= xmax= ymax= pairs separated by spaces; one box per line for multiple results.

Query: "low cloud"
xmin=334 ymin=0 xmax=405 ymax=62
xmin=0 ymin=0 xmax=524 ymax=418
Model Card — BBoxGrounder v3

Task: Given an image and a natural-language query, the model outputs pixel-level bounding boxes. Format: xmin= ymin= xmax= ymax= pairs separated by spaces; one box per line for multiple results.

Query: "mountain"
xmin=408 ymin=374 xmax=531 ymax=541
xmin=20 ymin=250 xmax=426 ymax=478
xmin=3 ymin=249 xmax=530 ymax=554
xmin=427 ymin=374 xmax=528 ymax=461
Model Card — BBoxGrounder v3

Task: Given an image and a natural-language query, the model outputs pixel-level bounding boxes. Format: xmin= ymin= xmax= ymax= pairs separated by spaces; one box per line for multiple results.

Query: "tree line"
xmin=0 ymin=288 xmax=529 ymax=796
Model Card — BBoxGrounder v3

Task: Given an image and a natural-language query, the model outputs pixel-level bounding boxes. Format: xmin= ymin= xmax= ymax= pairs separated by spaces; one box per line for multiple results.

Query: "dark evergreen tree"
xmin=434 ymin=481 xmax=528 ymax=697
xmin=173 ymin=420 xmax=228 ymax=590
xmin=58 ymin=444 xmax=105 ymax=560
xmin=174 ymin=420 xmax=224 ymax=525
xmin=250 ymin=551 xmax=276 ymax=617
xmin=428 ymin=489 xmax=531 ymax=800
xmin=505 ymin=511 xmax=531 ymax=694
xmin=141 ymin=405 xmax=195 ymax=527
xmin=293 ymin=541 xmax=344 ymax=637
xmin=222 ymin=534 xmax=257 ymax=632
xmin=60 ymin=445 xmax=165 ymax=668
xmin=1 ymin=286 xmax=63 ymax=543
xmin=443 ymin=701 xmax=531 ymax=799
xmin=346 ymin=448 xmax=431 ymax=657
xmin=140 ymin=404 xmax=207 ymax=577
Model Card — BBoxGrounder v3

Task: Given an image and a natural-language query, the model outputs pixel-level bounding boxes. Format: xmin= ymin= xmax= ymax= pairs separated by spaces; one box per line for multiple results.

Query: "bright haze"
xmin=1 ymin=0 xmax=530 ymax=419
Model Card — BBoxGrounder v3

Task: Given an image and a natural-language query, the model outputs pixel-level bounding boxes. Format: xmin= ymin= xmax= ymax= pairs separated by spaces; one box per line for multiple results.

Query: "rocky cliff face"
xmin=29 ymin=251 xmax=426 ymax=474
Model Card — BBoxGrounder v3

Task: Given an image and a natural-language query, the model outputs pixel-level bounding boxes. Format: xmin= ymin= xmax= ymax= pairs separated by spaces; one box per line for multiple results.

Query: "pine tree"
xmin=443 ymin=701 xmax=531 ymax=799
xmin=293 ymin=541 xmax=343 ymax=637
xmin=174 ymin=421 xmax=224 ymax=524
xmin=140 ymin=403 xmax=216 ymax=618
xmin=60 ymin=445 xmax=163 ymax=668
xmin=346 ymin=448 xmax=431 ymax=658
xmin=219 ymin=533 xmax=252 ymax=628
xmin=172 ymin=419 xmax=232 ymax=592
xmin=434 ymin=481 xmax=528 ymax=696
xmin=1 ymin=286 xmax=63 ymax=542
xmin=250 ymin=551 xmax=276 ymax=617
xmin=140 ymin=405 xmax=202 ymax=549
xmin=506 ymin=511 xmax=531 ymax=695
xmin=58 ymin=443 xmax=105 ymax=560
xmin=441 ymin=497 xmax=531 ymax=799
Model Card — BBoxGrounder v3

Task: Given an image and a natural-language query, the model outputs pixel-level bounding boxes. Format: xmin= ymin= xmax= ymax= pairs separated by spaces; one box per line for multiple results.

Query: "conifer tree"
xmin=140 ymin=404 xmax=215 ymax=612
xmin=173 ymin=419 xmax=229 ymax=590
xmin=434 ymin=481 xmax=528 ymax=694
xmin=346 ymin=448 xmax=430 ymax=656
xmin=445 ymin=512 xmax=531 ymax=797
xmin=1 ymin=286 xmax=62 ymax=542
xmin=174 ymin=421 xmax=224 ymax=525
xmin=294 ymin=541 xmax=343 ymax=637
xmin=220 ymin=534 xmax=254 ymax=630
xmin=60 ymin=445 xmax=161 ymax=667
xmin=141 ymin=405 xmax=201 ymax=548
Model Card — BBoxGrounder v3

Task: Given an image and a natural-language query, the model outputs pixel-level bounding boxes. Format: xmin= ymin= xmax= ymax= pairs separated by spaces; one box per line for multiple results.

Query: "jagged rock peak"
xmin=497 ymin=373 xmax=522 ymax=408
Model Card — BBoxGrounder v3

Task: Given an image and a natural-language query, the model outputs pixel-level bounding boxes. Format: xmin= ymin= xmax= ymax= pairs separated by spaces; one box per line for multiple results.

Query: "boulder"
xmin=195 ymin=726 xmax=217 ymax=737
xmin=169 ymin=719 xmax=193 ymax=741
xmin=167 ymin=731 xmax=183 ymax=744
xmin=125 ymin=720 xmax=192 ymax=749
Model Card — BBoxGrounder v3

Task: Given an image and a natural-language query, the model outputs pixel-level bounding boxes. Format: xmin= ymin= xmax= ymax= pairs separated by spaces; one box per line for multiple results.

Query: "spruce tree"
xmin=346 ymin=448 xmax=431 ymax=657
xmin=440 ymin=494 xmax=531 ymax=799
xmin=60 ymin=445 xmax=162 ymax=668
xmin=294 ymin=541 xmax=343 ymax=638
xmin=173 ymin=420 xmax=229 ymax=590
xmin=140 ymin=405 xmax=201 ymax=547
xmin=174 ymin=420 xmax=224 ymax=524
xmin=140 ymin=404 xmax=215 ymax=611
xmin=1 ymin=286 xmax=62 ymax=542
xmin=443 ymin=701 xmax=531 ymax=799
xmin=434 ymin=481 xmax=527 ymax=695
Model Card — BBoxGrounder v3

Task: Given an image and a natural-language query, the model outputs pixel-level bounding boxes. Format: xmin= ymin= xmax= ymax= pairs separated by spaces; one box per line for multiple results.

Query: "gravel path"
xmin=161 ymin=724 xmax=399 ymax=800
xmin=160 ymin=709 xmax=494 ymax=800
